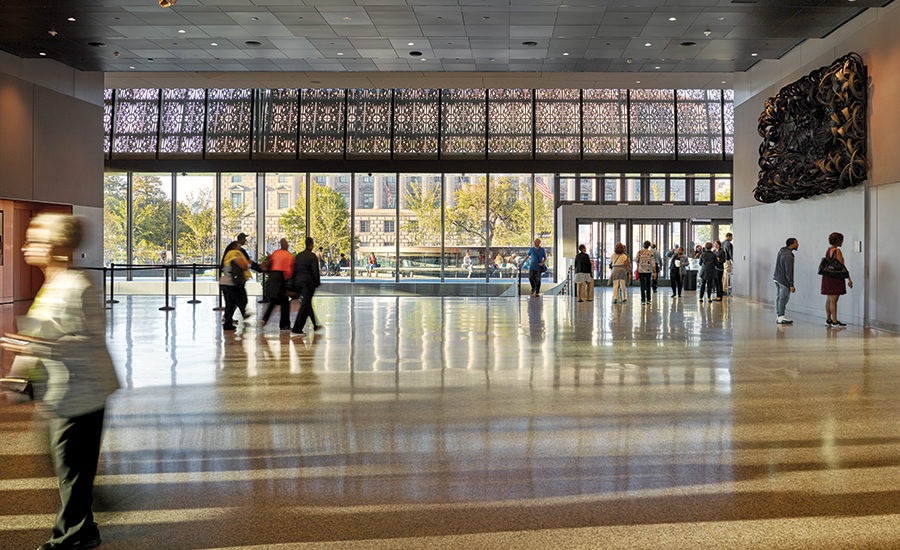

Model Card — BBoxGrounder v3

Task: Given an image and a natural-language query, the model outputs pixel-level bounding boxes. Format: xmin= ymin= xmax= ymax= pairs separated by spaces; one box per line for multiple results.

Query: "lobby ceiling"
xmin=0 ymin=0 xmax=891 ymax=74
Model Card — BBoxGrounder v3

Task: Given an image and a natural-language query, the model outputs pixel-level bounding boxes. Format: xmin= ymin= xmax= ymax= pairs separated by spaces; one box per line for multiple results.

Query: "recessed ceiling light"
xmin=563 ymin=52 xmax=569 ymax=55
xmin=210 ymin=42 xmax=218 ymax=46
xmin=67 ymin=17 xmax=76 ymax=22
xmin=721 ymin=80 xmax=726 ymax=84
xmin=420 ymin=57 xmax=427 ymax=61
xmin=718 ymin=17 xmax=725 ymax=21
xmin=751 ymin=52 xmax=758 ymax=56
xmin=39 ymin=52 xmax=46 ymax=56
xmin=408 ymin=42 xmax=415 ymax=46
xmin=704 ymin=29 xmax=712 ymax=37
xmin=344 ymin=17 xmax=352 ymax=21
xmin=337 ymin=52 xmax=344 ymax=55
xmin=250 ymin=16 xmax=260 ymax=21
xmin=178 ymin=29 xmax=186 ymax=33
xmin=482 ymin=16 xmax=490 ymax=20
xmin=644 ymin=42 xmax=652 ymax=47
xmin=489 ymin=58 xmax=495 ymax=62
xmin=636 ymin=80 xmax=641 ymax=83
xmin=626 ymin=58 xmax=633 ymax=63
xmin=129 ymin=66 xmax=135 ymax=69
xmin=668 ymin=17 xmax=677 ymax=21
xmin=655 ymin=66 xmax=661 ymax=69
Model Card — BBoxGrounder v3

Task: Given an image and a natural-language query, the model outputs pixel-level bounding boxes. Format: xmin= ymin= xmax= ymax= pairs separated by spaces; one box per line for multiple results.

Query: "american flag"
xmin=536 ymin=179 xmax=553 ymax=200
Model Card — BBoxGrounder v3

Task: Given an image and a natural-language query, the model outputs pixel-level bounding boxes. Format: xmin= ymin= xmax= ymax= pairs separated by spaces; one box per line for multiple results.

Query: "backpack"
xmin=230 ymin=259 xmax=246 ymax=286
xmin=637 ymin=250 xmax=654 ymax=273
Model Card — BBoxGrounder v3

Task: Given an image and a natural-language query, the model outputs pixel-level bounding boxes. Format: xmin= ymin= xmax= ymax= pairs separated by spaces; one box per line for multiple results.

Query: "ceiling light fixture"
xmin=210 ymin=42 xmax=218 ymax=46
xmin=626 ymin=58 xmax=633 ymax=63
xmin=39 ymin=52 xmax=46 ymax=56
xmin=668 ymin=17 xmax=677 ymax=21
xmin=751 ymin=52 xmax=758 ymax=56
xmin=48 ymin=29 xmax=58 ymax=36
xmin=655 ymin=66 xmax=661 ymax=69
xmin=178 ymin=29 xmax=186 ymax=33
xmin=636 ymin=80 xmax=641 ymax=83
xmin=703 ymin=29 xmax=712 ymax=37
xmin=420 ymin=58 xmax=427 ymax=61
xmin=129 ymin=66 xmax=135 ymax=69
xmin=251 ymin=16 xmax=260 ymax=21
xmin=408 ymin=42 xmax=415 ymax=46
xmin=337 ymin=52 xmax=344 ymax=55
xmin=721 ymin=80 xmax=726 ymax=84
xmin=344 ymin=17 xmax=352 ymax=21
xmin=159 ymin=0 xmax=177 ymax=6
xmin=563 ymin=52 xmax=569 ymax=55
xmin=644 ymin=42 xmax=652 ymax=47
xmin=67 ymin=17 xmax=76 ymax=22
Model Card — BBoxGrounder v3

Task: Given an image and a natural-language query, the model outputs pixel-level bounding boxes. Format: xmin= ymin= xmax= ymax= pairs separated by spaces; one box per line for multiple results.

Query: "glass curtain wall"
xmin=444 ymin=173 xmax=487 ymax=279
xmin=355 ymin=173 xmax=396 ymax=279
xmin=399 ymin=173 xmax=442 ymax=279
xmin=309 ymin=173 xmax=352 ymax=279
xmin=220 ymin=173 xmax=258 ymax=264
xmin=103 ymin=173 xmax=128 ymax=267
xmin=534 ymin=173 xmax=555 ymax=278
xmin=131 ymin=173 xmax=172 ymax=277
xmin=264 ymin=173 xmax=306 ymax=256
xmin=175 ymin=173 xmax=216 ymax=279
xmin=488 ymin=174 xmax=532 ymax=280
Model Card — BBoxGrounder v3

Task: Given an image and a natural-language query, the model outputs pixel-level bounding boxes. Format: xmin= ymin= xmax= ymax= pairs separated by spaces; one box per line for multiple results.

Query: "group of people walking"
xmin=219 ymin=233 xmax=322 ymax=336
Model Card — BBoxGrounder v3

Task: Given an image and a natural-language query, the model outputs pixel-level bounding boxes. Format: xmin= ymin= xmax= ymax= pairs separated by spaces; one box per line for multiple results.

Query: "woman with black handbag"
xmin=821 ymin=232 xmax=853 ymax=326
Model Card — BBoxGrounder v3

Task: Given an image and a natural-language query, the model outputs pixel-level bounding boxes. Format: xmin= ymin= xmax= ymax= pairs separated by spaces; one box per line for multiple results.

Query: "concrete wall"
xmin=733 ymin=2 xmax=900 ymax=330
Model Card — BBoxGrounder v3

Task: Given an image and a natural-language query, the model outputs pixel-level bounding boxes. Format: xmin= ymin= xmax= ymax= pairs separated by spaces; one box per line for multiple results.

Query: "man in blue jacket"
xmin=773 ymin=237 xmax=798 ymax=324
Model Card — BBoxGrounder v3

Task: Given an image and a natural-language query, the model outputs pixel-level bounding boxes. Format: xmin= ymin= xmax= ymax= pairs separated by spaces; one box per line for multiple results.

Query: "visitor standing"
xmin=822 ymin=232 xmax=853 ymax=326
xmin=651 ymin=244 xmax=662 ymax=292
xmin=636 ymin=241 xmax=657 ymax=305
xmin=292 ymin=237 xmax=322 ymax=336
xmin=722 ymin=232 xmax=734 ymax=296
xmin=367 ymin=252 xmax=378 ymax=277
xmin=670 ymin=246 xmax=686 ymax=298
xmin=462 ymin=252 xmax=473 ymax=278
xmin=519 ymin=238 xmax=547 ymax=297
xmin=220 ymin=241 xmax=251 ymax=330
xmin=713 ymin=240 xmax=726 ymax=301
xmin=574 ymin=244 xmax=593 ymax=302
xmin=1 ymin=214 xmax=119 ymax=550
xmin=698 ymin=242 xmax=719 ymax=303
xmin=773 ymin=237 xmax=799 ymax=324
xmin=609 ymin=243 xmax=629 ymax=304
xmin=261 ymin=238 xmax=293 ymax=330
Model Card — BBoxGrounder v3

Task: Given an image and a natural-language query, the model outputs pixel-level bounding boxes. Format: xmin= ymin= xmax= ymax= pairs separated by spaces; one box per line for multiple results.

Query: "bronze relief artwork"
xmin=755 ymin=52 xmax=867 ymax=203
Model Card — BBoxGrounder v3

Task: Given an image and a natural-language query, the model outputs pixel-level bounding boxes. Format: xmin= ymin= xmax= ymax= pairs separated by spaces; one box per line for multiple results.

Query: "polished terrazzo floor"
xmin=1 ymin=290 xmax=899 ymax=549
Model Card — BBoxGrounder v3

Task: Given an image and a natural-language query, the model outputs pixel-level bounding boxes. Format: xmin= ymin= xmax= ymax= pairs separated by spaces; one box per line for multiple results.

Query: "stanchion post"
xmin=102 ymin=267 xmax=111 ymax=309
xmin=159 ymin=265 xmax=175 ymax=311
xmin=258 ymin=271 xmax=268 ymax=304
xmin=106 ymin=263 xmax=120 ymax=304
xmin=187 ymin=263 xmax=201 ymax=304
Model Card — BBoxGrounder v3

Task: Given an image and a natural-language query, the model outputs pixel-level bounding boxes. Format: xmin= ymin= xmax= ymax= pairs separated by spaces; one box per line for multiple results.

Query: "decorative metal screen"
xmin=347 ymin=89 xmax=392 ymax=158
xmin=677 ymin=89 xmax=723 ymax=158
xmin=582 ymin=89 xmax=627 ymax=158
xmin=253 ymin=88 xmax=298 ymax=157
xmin=205 ymin=89 xmax=252 ymax=156
xmin=724 ymin=89 xmax=734 ymax=157
xmin=159 ymin=88 xmax=205 ymax=157
xmin=629 ymin=89 xmax=675 ymax=158
xmin=441 ymin=89 xmax=486 ymax=158
xmin=394 ymin=89 xmax=438 ymax=158
xmin=112 ymin=88 xmax=159 ymax=156
xmin=535 ymin=89 xmax=580 ymax=158
xmin=103 ymin=89 xmax=113 ymax=159
xmin=488 ymin=89 xmax=532 ymax=158
xmin=300 ymin=88 xmax=345 ymax=159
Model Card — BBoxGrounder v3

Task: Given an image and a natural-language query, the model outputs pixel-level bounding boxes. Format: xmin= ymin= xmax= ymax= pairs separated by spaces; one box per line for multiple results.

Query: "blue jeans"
xmin=774 ymin=280 xmax=790 ymax=317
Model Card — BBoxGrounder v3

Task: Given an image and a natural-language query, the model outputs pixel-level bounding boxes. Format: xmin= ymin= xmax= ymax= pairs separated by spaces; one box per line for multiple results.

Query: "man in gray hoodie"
xmin=773 ymin=237 xmax=799 ymax=324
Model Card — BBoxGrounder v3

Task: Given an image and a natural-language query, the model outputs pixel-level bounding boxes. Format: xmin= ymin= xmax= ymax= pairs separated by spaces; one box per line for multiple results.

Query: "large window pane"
xmin=629 ymin=89 xmax=675 ymax=159
xmin=648 ymin=175 xmax=666 ymax=203
xmin=309 ymin=173 xmax=352 ymax=279
xmin=103 ymin=173 xmax=127 ymax=266
xmin=535 ymin=89 xmax=580 ymax=158
xmin=714 ymin=175 xmax=732 ymax=203
xmin=264 ymin=173 xmax=306 ymax=257
xmin=670 ymin=176 xmax=687 ymax=202
xmin=132 ymin=173 xmax=172 ymax=277
xmin=558 ymin=173 xmax=576 ymax=202
xmin=488 ymin=89 xmax=532 ymax=158
xmin=583 ymin=89 xmax=627 ymax=158
xmin=445 ymin=173 xmax=486 ymax=278
xmin=602 ymin=176 xmax=621 ymax=202
xmin=113 ymin=88 xmax=159 ymax=157
xmin=693 ymin=175 xmax=711 ymax=203
xmin=355 ymin=173 xmax=396 ymax=279
xmin=220 ymin=173 xmax=257 ymax=265
xmin=578 ymin=175 xmax=596 ymax=202
xmin=534 ymin=173 xmax=555 ymax=278
xmin=676 ymin=89 xmax=723 ymax=158
xmin=625 ymin=175 xmax=642 ymax=202
xmin=441 ymin=89 xmax=485 ymax=158
xmin=175 ymin=173 xmax=216 ymax=278
xmin=488 ymin=174 xmax=532 ymax=280
xmin=399 ymin=174 xmax=442 ymax=279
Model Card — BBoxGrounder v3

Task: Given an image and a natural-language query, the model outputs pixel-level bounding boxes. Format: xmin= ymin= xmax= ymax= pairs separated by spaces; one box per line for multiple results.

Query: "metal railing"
xmin=84 ymin=263 xmax=223 ymax=312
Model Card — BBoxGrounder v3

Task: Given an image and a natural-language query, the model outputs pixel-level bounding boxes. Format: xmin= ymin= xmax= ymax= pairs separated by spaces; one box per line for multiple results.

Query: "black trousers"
xmin=529 ymin=270 xmax=542 ymax=294
xmin=670 ymin=271 xmax=683 ymax=296
xmin=699 ymin=278 xmax=715 ymax=299
xmin=715 ymin=271 xmax=724 ymax=298
xmin=46 ymin=408 xmax=105 ymax=547
xmin=221 ymin=285 xmax=247 ymax=327
xmin=262 ymin=295 xmax=290 ymax=329
xmin=639 ymin=273 xmax=653 ymax=302
xmin=652 ymin=267 xmax=659 ymax=290
xmin=292 ymin=279 xmax=317 ymax=333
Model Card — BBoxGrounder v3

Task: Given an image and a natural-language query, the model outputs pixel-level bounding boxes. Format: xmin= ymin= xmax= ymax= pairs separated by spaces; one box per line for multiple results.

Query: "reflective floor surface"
xmin=1 ymin=291 xmax=899 ymax=549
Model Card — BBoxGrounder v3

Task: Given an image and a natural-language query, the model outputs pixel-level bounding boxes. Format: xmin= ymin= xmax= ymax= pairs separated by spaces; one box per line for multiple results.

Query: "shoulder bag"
xmin=818 ymin=249 xmax=849 ymax=279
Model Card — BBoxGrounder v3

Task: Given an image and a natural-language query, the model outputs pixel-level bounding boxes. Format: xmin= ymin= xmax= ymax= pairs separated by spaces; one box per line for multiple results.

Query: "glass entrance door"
xmin=576 ymin=219 xmax=627 ymax=282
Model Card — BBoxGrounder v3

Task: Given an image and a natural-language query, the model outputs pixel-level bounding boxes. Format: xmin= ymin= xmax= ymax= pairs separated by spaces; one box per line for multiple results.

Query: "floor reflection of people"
xmin=527 ymin=296 xmax=544 ymax=342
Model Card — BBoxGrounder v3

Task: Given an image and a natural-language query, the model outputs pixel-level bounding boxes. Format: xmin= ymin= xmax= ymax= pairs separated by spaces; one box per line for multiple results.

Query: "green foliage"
xmin=280 ymin=183 xmax=354 ymax=257
xmin=176 ymin=186 xmax=216 ymax=263
xmin=103 ymin=174 xmax=128 ymax=265
xmin=489 ymin=176 xmax=531 ymax=248
xmin=446 ymin=177 xmax=487 ymax=247
xmin=131 ymin=174 xmax=172 ymax=264
xmin=400 ymin=181 xmax=441 ymax=246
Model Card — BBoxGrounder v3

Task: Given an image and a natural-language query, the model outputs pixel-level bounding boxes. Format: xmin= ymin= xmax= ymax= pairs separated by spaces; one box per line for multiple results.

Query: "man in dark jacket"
xmin=291 ymin=237 xmax=322 ymax=335
xmin=773 ymin=237 xmax=799 ymax=324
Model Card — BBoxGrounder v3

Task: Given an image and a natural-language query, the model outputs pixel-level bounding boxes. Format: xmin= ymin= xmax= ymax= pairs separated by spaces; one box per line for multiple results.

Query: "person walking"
xmin=291 ymin=237 xmax=322 ymax=336
xmin=651 ymin=244 xmax=662 ymax=293
xmin=574 ymin=244 xmax=593 ymax=302
xmin=519 ymin=238 xmax=547 ymax=297
xmin=773 ymin=237 xmax=799 ymax=324
xmin=669 ymin=246 xmax=686 ymax=298
xmin=698 ymin=242 xmax=719 ymax=303
xmin=220 ymin=241 xmax=251 ymax=330
xmin=609 ymin=243 xmax=629 ymax=304
xmin=1 ymin=214 xmax=119 ymax=550
xmin=261 ymin=238 xmax=293 ymax=330
xmin=713 ymin=240 xmax=726 ymax=301
xmin=635 ymin=241 xmax=657 ymax=305
xmin=822 ymin=232 xmax=853 ymax=326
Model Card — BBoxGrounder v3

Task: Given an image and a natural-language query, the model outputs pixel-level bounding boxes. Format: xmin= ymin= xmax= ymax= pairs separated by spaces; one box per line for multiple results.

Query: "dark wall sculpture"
xmin=755 ymin=52 xmax=867 ymax=203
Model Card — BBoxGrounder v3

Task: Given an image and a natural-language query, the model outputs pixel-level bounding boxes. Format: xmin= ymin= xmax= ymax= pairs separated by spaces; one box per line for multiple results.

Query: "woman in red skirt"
xmin=822 ymin=232 xmax=854 ymax=326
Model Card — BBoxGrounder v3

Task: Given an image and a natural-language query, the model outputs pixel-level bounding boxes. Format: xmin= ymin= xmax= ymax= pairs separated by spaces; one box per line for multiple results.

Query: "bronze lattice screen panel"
xmin=754 ymin=53 xmax=867 ymax=203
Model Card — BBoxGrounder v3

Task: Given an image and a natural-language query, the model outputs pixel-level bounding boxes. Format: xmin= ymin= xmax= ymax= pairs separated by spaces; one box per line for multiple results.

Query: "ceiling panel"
xmin=0 ymin=0 xmax=891 ymax=74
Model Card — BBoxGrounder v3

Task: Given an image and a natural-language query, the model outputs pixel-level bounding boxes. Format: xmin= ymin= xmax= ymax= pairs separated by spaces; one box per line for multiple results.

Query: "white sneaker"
xmin=776 ymin=316 xmax=793 ymax=324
